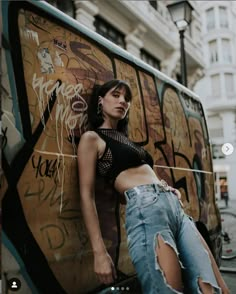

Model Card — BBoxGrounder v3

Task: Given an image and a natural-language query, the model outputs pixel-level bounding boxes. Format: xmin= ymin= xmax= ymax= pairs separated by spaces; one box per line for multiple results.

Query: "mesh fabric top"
xmin=95 ymin=128 xmax=153 ymax=184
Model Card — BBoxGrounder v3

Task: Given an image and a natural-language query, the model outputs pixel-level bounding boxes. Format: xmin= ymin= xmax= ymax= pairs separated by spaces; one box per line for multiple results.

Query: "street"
xmin=217 ymin=199 xmax=236 ymax=293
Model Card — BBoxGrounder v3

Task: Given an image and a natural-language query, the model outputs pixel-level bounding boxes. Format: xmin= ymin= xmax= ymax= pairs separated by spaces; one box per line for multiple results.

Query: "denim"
xmin=124 ymin=183 xmax=222 ymax=294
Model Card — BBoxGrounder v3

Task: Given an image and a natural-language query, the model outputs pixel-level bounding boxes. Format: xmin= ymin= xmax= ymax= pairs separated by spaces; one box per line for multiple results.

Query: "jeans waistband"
xmin=124 ymin=181 xmax=171 ymax=201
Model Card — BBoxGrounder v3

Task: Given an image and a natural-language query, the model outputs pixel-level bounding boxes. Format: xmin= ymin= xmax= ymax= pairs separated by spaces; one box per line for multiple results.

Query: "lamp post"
xmin=167 ymin=0 xmax=193 ymax=87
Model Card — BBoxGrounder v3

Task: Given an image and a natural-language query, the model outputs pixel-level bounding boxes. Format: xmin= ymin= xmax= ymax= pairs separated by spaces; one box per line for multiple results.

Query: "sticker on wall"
xmin=20 ymin=28 xmax=39 ymax=46
xmin=37 ymin=48 xmax=55 ymax=74
xmin=54 ymin=51 xmax=64 ymax=67
xmin=53 ymin=39 xmax=67 ymax=51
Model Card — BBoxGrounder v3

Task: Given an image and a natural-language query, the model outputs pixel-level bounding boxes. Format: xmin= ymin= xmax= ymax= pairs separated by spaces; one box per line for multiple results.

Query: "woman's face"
xmin=100 ymin=86 xmax=131 ymax=121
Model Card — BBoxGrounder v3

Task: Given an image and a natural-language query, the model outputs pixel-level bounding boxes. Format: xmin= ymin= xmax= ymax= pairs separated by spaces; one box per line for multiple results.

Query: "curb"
xmin=220 ymin=267 xmax=236 ymax=273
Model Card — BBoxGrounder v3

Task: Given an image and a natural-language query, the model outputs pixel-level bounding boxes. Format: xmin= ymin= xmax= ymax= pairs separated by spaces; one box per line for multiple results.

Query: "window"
xmin=225 ymin=73 xmax=234 ymax=95
xmin=212 ymin=144 xmax=225 ymax=159
xmin=209 ymin=40 xmax=218 ymax=63
xmin=222 ymin=39 xmax=232 ymax=63
xmin=149 ymin=0 xmax=158 ymax=10
xmin=46 ymin=0 xmax=75 ymax=18
xmin=206 ymin=8 xmax=215 ymax=30
xmin=140 ymin=49 xmax=160 ymax=70
xmin=94 ymin=17 xmax=125 ymax=49
xmin=211 ymin=74 xmax=221 ymax=96
xmin=209 ymin=128 xmax=223 ymax=138
xmin=219 ymin=7 xmax=228 ymax=28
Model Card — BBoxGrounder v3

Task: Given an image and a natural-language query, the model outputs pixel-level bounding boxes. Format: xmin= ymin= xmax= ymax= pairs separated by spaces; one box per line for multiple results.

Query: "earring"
xmin=97 ymin=102 xmax=102 ymax=115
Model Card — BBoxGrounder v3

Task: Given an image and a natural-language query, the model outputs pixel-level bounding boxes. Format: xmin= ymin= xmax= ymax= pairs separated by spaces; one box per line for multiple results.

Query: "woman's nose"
xmin=119 ymin=95 xmax=127 ymax=104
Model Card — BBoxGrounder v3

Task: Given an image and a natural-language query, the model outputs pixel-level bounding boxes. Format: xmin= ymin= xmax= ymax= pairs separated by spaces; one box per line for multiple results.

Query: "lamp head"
xmin=167 ymin=0 xmax=194 ymax=31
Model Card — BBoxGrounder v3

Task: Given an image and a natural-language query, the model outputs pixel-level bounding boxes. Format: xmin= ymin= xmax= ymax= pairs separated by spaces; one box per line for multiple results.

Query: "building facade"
xmin=194 ymin=1 xmax=236 ymax=200
xmin=46 ymin=0 xmax=204 ymax=90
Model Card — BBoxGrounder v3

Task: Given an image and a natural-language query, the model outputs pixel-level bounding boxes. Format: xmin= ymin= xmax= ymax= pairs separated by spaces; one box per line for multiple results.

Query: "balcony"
xmin=119 ymin=0 xmax=204 ymax=69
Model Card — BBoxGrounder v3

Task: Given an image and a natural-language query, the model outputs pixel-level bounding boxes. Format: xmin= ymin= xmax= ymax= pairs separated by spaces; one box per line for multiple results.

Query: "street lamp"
xmin=167 ymin=0 xmax=193 ymax=87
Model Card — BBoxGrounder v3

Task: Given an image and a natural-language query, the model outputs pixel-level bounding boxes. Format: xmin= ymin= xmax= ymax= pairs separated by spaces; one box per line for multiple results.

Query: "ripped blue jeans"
xmin=124 ymin=183 xmax=221 ymax=294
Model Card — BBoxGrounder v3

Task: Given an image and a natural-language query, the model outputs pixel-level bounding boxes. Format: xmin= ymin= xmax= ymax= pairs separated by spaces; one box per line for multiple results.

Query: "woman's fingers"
xmin=100 ymin=273 xmax=113 ymax=284
xmin=170 ymin=187 xmax=181 ymax=199
xmin=170 ymin=188 xmax=184 ymax=207
xmin=97 ymin=271 xmax=114 ymax=284
xmin=94 ymin=252 xmax=117 ymax=285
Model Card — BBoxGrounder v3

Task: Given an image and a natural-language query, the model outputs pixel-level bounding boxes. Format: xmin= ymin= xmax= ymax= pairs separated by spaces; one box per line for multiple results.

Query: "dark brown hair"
xmin=88 ymin=79 xmax=132 ymax=134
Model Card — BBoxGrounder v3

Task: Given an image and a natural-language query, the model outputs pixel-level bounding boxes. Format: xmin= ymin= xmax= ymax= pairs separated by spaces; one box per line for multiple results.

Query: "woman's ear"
xmin=98 ymin=96 xmax=103 ymax=104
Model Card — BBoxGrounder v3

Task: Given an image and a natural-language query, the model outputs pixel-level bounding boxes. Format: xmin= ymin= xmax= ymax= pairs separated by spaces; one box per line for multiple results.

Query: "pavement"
xmin=217 ymin=198 xmax=236 ymax=211
xmin=216 ymin=199 xmax=236 ymax=293
xmin=217 ymin=198 xmax=236 ymax=261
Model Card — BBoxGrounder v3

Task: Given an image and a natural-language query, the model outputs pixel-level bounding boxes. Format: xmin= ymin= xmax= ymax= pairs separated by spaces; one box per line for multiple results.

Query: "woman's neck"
xmin=99 ymin=121 xmax=118 ymax=129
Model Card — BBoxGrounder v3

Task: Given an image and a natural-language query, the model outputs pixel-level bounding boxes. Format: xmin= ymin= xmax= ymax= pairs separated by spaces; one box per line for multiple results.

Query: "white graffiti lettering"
xmin=32 ymin=73 xmax=87 ymax=156
xmin=32 ymin=73 xmax=84 ymax=101
xmin=20 ymin=28 xmax=39 ymax=46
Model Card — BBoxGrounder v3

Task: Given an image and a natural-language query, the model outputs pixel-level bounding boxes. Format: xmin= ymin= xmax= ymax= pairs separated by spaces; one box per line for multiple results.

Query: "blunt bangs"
xmin=113 ymin=81 xmax=132 ymax=102
xmin=97 ymin=79 xmax=132 ymax=102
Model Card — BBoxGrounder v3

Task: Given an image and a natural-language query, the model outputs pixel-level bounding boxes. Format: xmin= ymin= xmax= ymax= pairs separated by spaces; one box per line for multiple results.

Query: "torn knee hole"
xmin=156 ymin=235 xmax=172 ymax=251
xmin=155 ymin=235 xmax=178 ymax=262
xmin=155 ymin=235 xmax=183 ymax=292
xmin=198 ymin=278 xmax=214 ymax=293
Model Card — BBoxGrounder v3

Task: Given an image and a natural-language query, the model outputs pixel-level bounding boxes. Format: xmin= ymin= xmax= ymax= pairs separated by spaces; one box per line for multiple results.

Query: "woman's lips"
xmin=115 ymin=107 xmax=125 ymax=112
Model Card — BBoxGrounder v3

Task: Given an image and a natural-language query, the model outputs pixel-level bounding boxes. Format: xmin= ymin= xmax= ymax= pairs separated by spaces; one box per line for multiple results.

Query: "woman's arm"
xmin=77 ymin=132 xmax=117 ymax=285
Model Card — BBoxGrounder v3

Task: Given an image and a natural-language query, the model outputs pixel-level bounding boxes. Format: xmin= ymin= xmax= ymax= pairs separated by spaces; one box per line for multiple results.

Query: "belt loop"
xmin=152 ymin=183 xmax=156 ymax=193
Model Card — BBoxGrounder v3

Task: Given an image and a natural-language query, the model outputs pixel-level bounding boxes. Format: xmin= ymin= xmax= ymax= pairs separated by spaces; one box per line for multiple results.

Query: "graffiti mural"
xmin=1 ymin=1 xmax=222 ymax=293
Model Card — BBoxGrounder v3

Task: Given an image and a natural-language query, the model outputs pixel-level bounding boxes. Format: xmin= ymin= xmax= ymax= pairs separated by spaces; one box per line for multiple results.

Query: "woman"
xmin=77 ymin=79 xmax=229 ymax=293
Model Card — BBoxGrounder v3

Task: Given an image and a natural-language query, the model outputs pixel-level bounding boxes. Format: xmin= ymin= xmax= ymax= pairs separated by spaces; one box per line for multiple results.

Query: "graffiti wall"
xmin=1 ymin=1 xmax=221 ymax=293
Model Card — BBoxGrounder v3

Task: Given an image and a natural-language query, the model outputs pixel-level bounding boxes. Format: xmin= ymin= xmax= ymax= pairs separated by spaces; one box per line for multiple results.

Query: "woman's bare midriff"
xmin=114 ymin=164 xmax=162 ymax=195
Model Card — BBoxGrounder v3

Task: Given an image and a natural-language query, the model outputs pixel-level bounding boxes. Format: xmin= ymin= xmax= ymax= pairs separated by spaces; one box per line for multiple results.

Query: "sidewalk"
xmin=217 ymin=198 xmax=236 ymax=273
xmin=216 ymin=198 xmax=236 ymax=212
xmin=218 ymin=199 xmax=236 ymax=294
xmin=217 ymin=198 xmax=236 ymax=255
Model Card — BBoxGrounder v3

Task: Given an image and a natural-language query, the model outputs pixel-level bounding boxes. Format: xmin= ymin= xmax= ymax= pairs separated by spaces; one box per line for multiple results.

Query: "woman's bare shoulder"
xmin=78 ymin=131 xmax=99 ymax=148
xmin=80 ymin=130 xmax=98 ymax=140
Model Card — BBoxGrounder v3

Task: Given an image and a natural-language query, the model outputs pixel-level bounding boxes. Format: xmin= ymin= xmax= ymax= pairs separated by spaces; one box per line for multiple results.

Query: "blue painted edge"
xmin=1 ymin=0 xmax=23 ymax=134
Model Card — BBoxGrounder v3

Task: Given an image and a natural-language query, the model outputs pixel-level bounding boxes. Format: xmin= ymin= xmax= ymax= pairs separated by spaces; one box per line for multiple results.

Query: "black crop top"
xmin=95 ymin=128 xmax=153 ymax=183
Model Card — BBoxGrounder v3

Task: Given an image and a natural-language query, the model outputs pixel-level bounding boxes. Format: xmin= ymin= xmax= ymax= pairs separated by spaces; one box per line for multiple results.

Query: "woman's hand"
xmin=170 ymin=187 xmax=184 ymax=207
xmin=94 ymin=252 xmax=117 ymax=285
xmin=170 ymin=187 xmax=181 ymax=199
